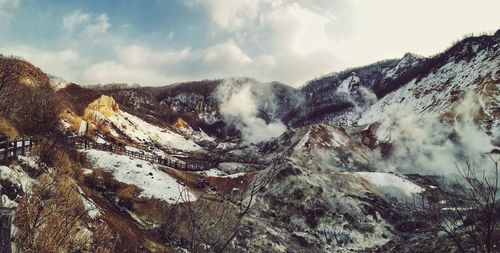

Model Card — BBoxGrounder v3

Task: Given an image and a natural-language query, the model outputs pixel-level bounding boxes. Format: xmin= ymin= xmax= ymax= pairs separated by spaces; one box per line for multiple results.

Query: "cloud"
xmin=81 ymin=41 xmax=253 ymax=85
xmin=333 ymin=0 xmax=500 ymax=67
xmin=84 ymin=13 xmax=110 ymax=36
xmin=0 ymin=45 xmax=85 ymax=80
xmin=63 ymin=10 xmax=90 ymax=31
xmin=188 ymin=0 xmax=350 ymax=86
xmin=63 ymin=10 xmax=110 ymax=37
xmin=79 ymin=0 xmax=348 ymax=86
xmin=0 ymin=0 xmax=20 ymax=22
xmin=3 ymin=0 xmax=499 ymax=87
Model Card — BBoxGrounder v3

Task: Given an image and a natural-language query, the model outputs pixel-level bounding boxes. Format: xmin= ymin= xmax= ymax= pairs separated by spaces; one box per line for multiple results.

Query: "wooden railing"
xmin=0 ymin=138 xmax=35 ymax=163
xmin=69 ymin=138 xmax=215 ymax=171
xmin=1 ymin=137 xmax=214 ymax=171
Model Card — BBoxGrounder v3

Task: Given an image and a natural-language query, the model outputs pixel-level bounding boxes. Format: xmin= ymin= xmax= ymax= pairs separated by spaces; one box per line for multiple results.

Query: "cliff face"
xmin=85 ymin=95 xmax=120 ymax=118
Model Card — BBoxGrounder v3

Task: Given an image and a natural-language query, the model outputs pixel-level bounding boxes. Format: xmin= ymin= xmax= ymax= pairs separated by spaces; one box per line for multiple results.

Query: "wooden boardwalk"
xmin=69 ymin=138 xmax=215 ymax=171
xmin=0 ymin=138 xmax=34 ymax=163
xmin=1 ymin=137 xmax=215 ymax=171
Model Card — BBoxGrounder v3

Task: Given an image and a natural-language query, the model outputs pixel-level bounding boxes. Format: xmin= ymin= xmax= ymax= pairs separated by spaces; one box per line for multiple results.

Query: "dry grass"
xmin=14 ymin=173 xmax=116 ymax=253
xmin=0 ymin=116 xmax=19 ymax=139
xmin=206 ymin=172 xmax=257 ymax=196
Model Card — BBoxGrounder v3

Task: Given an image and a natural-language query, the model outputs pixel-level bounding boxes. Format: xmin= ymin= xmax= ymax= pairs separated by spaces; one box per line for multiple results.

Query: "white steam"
xmin=217 ymin=79 xmax=287 ymax=143
xmin=373 ymin=92 xmax=496 ymax=178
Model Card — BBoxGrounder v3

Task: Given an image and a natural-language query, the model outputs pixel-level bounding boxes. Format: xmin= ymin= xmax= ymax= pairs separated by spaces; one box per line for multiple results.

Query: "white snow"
xmin=336 ymin=74 xmax=360 ymax=94
xmin=85 ymin=150 xmax=196 ymax=203
xmin=0 ymin=164 xmax=35 ymax=193
xmin=358 ymin=49 xmax=500 ymax=126
xmin=350 ymin=172 xmax=423 ymax=200
xmin=328 ymin=128 xmax=349 ymax=147
xmin=107 ymin=111 xmax=202 ymax=152
xmin=95 ymin=136 xmax=107 ymax=144
xmin=77 ymin=187 xmax=101 ymax=219
xmin=125 ymin=146 xmax=141 ymax=152
xmin=220 ymin=172 xmax=246 ymax=179
xmin=295 ymin=130 xmax=310 ymax=150
xmin=197 ymin=169 xmax=225 ymax=177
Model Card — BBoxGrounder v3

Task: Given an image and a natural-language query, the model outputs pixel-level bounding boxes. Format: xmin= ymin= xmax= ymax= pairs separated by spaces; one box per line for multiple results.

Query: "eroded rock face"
xmin=85 ymin=95 xmax=120 ymax=118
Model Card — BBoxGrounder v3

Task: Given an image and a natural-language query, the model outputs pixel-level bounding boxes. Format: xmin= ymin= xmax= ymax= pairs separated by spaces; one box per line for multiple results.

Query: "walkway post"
xmin=2 ymin=141 xmax=7 ymax=163
xmin=0 ymin=196 xmax=14 ymax=253
xmin=12 ymin=141 xmax=16 ymax=158
xmin=21 ymin=139 xmax=25 ymax=156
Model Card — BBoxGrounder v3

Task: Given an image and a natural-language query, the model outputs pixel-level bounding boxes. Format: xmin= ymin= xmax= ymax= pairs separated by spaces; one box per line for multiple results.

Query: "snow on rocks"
xmin=358 ymin=47 xmax=500 ymax=126
xmin=85 ymin=150 xmax=196 ymax=203
xmin=77 ymin=188 xmax=102 ymax=219
xmin=107 ymin=110 xmax=202 ymax=152
xmin=350 ymin=172 xmax=424 ymax=201
xmin=196 ymin=169 xmax=225 ymax=177
xmin=220 ymin=172 xmax=246 ymax=179
xmin=0 ymin=164 xmax=34 ymax=194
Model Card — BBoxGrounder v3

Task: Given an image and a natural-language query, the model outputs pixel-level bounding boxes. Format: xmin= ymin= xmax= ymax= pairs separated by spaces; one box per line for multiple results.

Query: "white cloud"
xmin=187 ymin=0 xmax=500 ymax=86
xmin=84 ymin=13 xmax=110 ymax=36
xmin=81 ymin=41 xmax=254 ymax=85
xmin=331 ymin=0 xmax=500 ymax=68
xmin=3 ymin=0 xmax=499 ymax=87
xmin=0 ymin=0 xmax=20 ymax=22
xmin=82 ymin=61 xmax=164 ymax=85
xmin=191 ymin=0 xmax=271 ymax=29
xmin=63 ymin=10 xmax=110 ymax=37
xmin=63 ymin=10 xmax=90 ymax=31
xmin=0 ymin=45 xmax=85 ymax=80
xmin=186 ymin=0 xmax=349 ymax=86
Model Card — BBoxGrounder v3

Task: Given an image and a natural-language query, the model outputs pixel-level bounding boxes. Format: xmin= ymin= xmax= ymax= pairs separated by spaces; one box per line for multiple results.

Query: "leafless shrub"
xmin=407 ymin=156 xmax=499 ymax=253
xmin=159 ymin=159 xmax=279 ymax=252
xmin=12 ymin=86 xmax=62 ymax=136
xmin=13 ymin=172 xmax=116 ymax=252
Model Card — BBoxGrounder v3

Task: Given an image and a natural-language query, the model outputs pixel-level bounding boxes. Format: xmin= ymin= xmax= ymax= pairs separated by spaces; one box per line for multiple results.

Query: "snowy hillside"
xmin=85 ymin=150 xmax=196 ymax=203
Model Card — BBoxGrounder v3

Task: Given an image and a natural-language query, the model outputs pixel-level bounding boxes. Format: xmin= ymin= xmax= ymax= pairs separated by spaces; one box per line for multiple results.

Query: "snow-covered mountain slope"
xmin=72 ymin=32 xmax=497 ymax=147
xmin=294 ymin=32 xmax=499 ymax=128
xmin=62 ymin=95 xmax=203 ymax=153
xmin=358 ymin=36 xmax=499 ymax=126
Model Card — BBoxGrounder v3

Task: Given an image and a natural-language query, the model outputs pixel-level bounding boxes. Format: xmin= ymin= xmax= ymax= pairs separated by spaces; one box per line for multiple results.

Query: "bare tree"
xmin=159 ymin=160 xmax=279 ymax=253
xmin=408 ymin=156 xmax=499 ymax=253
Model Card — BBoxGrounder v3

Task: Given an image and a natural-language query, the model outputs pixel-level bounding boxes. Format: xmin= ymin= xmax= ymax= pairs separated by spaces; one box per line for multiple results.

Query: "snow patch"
xmin=85 ymin=150 xmax=196 ymax=203
xmin=351 ymin=172 xmax=423 ymax=200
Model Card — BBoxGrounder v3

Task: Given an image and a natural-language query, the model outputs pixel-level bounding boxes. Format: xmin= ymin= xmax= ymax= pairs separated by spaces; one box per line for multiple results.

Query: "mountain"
xmin=91 ymin=78 xmax=299 ymax=140
xmin=83 ymin=31 xmax=498 ymax=142
xmin=0 ymin=31 xmax=499 ymax=252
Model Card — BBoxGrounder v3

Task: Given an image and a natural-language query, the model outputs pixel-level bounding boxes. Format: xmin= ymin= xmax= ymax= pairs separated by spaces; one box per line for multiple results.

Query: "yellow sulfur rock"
xmin=86 ymin=95 xmax=120 ymax=118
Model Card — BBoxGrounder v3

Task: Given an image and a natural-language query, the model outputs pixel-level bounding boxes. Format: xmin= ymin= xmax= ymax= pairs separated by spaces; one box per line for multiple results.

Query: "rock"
xmin=292 ymin=232 xmax=319 ymax=247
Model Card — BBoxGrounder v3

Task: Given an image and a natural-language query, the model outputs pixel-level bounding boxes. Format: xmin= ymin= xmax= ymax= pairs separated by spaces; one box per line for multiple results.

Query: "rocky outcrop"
xmin=85 ymin=95 xmax=120 ymax=118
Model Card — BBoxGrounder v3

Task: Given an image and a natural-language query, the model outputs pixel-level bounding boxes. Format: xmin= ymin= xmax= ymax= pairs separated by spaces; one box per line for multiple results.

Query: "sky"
xmin=0 ymin=0 xmax=499 ymax=87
